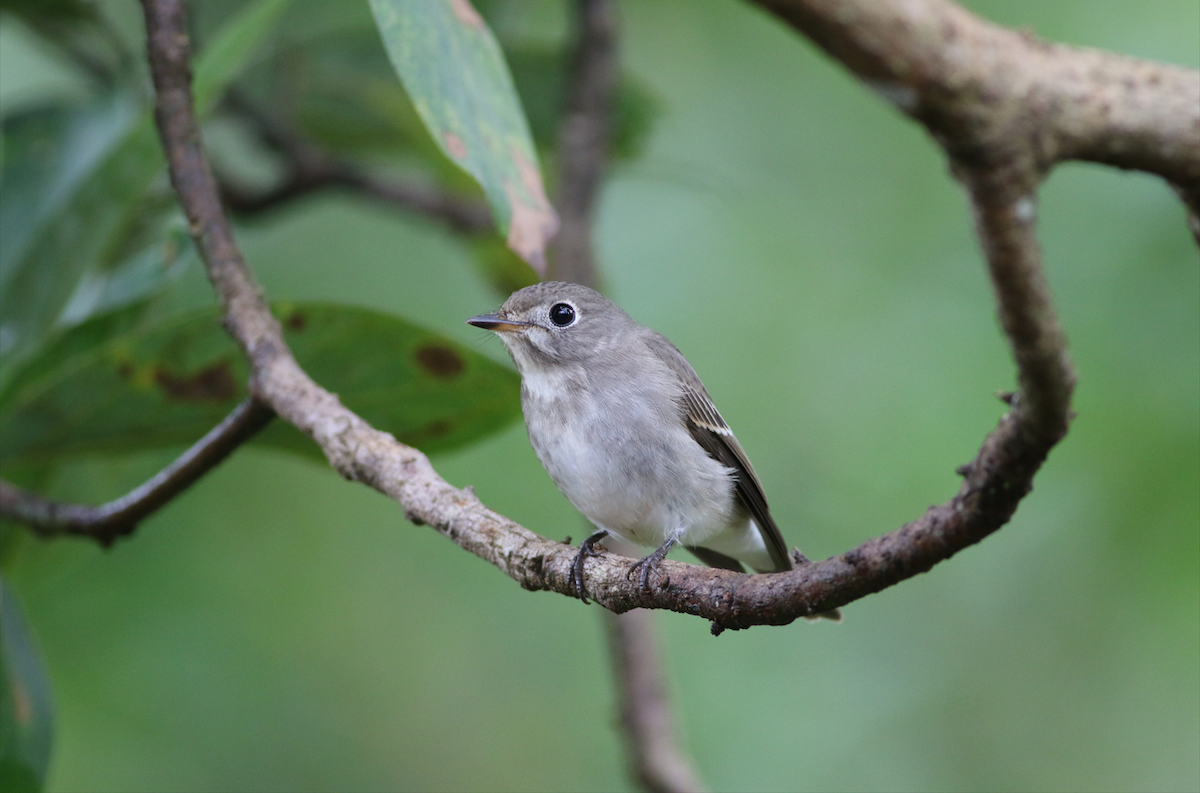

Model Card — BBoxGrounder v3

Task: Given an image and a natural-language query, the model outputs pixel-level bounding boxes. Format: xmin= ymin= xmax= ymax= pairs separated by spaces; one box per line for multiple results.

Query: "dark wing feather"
xmin=643 ymin=331 xmax=793 ymax=573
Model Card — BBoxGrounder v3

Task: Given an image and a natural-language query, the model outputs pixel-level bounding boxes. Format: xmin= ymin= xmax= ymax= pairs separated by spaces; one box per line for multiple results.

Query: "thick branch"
xmin=1 ymin=399 xmax=273 ymax=545
xmin=751 ymin=0 xmax=1200 ymax=191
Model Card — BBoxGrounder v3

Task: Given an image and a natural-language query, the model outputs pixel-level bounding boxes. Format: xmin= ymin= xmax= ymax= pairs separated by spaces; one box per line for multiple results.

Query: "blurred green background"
xmin=1 ymin=0 xmax=1197 ymax=791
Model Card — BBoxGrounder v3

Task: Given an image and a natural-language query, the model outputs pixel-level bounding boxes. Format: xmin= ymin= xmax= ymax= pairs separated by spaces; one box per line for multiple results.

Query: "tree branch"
xmin=0 ymin=398 xmax=273 ymax=546
xmin=751 ymin=0 xmax=1200 ymax=208
xmin=134 ymin=0 xmax=1194 ymax=634
xmin=218 ymin=95 xmax=494 ymax=235
xmin=607 ymin=610 xmax=709 ymax=793
xmin=548 ymin=3 xmax=705 ymax=790
xmin=548 ymin=0 xmax=619 ymax=286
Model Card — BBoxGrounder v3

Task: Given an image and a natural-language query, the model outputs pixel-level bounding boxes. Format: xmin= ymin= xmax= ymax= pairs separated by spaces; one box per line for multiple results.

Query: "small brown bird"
xmin=470 ymin=282 xmax=838 ymax=619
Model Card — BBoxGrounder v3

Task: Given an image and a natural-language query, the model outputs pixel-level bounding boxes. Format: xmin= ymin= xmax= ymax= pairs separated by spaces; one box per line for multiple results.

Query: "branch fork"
xmin=6 ymin=0 xmax=1197 ymax=632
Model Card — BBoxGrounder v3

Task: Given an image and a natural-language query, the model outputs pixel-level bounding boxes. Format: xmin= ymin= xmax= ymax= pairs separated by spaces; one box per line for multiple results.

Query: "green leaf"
xmin=286 ymin=30 xmax=430 ymax=156
xmin=0 ymin=303 xmax=152 ymax=414
xmin=275 ymin=26 xmax=457 ymax=164
xmin=468 ymin=236 xmax=538 ymax=296
xmin=0 ymin=577 xmax=54 ymax=793
xmin=0 ymin=0 xmax=127 ymax=90
xmin=368 ymin=0 xmax=557 ymax=271
xmin=192 ymin=0 xmax=293 ymax=115
xmin=0 ymin=0 xmax=291 ymax=380
xmin=504 ymin=47 xmax=659 ymax=161
xmin=54 ymin=222 xmax=196 ymax=330
xmin=0 ymin=302 xmax=521 ymax=467
xmin=0 ymin=0 xmax=91 ymax=21
xmin=0 ymin=99 xmax=191 ymax=392
xmin=0 ymin=92 xmax=153 ymax=372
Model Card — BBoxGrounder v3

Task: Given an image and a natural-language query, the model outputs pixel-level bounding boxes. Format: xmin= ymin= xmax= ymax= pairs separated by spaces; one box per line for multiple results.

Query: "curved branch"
xmin=751 ymin=0 xmax=1200 ymax=196
xmin=963 ymin=173 xmax=1072 ymax=438
xmin=1 ymin=398 xmax=273 ymax=546
xmin=135 ymin=0 xmax=1191 ymax=632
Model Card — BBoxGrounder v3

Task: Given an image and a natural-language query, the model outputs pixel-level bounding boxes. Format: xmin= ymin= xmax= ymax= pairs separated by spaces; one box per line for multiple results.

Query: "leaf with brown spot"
xmin=448 ymin=0 xmax=484 ymax=28
xmin=153 ymin=361 xmax=238 ymax=402
xmin=285 ymin=310 xmax=307 ymax=331
xmin=0 ymin=309 xmax=248 ymax=464
xmin=258 ymin=302 xmax=520 ymax=459
xmin=443 ymin=132 xmax=468 ymax=160
xmin=415 ymin=345 xmax=465 ymax=378
xmin=0 ymin=302 xmax=520 ymax=465
xmin=367 ymin=0 xmax=557 ymax=272
xmin=399 ymin=419 xmax=452 ymax=447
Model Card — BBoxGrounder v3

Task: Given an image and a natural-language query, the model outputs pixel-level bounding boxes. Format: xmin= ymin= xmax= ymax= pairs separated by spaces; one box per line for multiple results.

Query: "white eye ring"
xmin=548 ymin=301 xmax=578 ymax=328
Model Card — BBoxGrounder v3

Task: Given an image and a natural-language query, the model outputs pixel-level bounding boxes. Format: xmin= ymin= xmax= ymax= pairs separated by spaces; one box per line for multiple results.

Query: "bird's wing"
xmin=642 ymin=331 xmax=793 ymax=573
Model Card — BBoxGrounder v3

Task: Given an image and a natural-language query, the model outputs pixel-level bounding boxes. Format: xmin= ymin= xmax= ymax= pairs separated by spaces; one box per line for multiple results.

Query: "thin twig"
xmin=548 ymin=0 xmax=618 ymax=286
xmin=606 ymin=610 xmax=709 ymax=793
xmin=218 ymin=95 xmax=493 ymax=234
xmin=549 ymin=2 xmax=705 ymax=789
xmin=1 ymin=398 xmax=273 ymax=546
xmin=136 ymin=0 xmax=1199 ymax=631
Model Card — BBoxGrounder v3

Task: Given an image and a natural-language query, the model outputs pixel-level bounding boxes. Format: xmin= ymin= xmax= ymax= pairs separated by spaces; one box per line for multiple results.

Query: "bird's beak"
xmin=466 ymin=313 xmax=532 ymax=333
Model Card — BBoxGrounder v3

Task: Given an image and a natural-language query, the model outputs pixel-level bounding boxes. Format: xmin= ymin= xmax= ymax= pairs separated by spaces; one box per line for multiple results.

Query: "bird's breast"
xmin=519 ymin=363 xmax=736 ymax=546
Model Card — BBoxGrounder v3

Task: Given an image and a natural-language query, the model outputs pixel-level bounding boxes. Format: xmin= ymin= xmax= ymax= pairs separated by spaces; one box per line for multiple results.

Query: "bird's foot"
xmin=626 ymin=538 xmax=677 ymax=593
xmin=569 ymin=530 xmax=609 ymax=604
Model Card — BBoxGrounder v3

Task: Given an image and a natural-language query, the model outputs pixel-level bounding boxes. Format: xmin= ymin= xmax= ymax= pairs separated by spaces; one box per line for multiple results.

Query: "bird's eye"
xmin=549 ymin=302 xmax=576 ymax=327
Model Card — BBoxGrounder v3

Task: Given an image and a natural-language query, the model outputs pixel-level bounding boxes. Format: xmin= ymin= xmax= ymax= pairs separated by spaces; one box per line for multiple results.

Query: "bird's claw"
xmin=569 ymin=530 xmax=608 ymax=604
xmin=626 ymin=539 xmax=676 ymax=593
